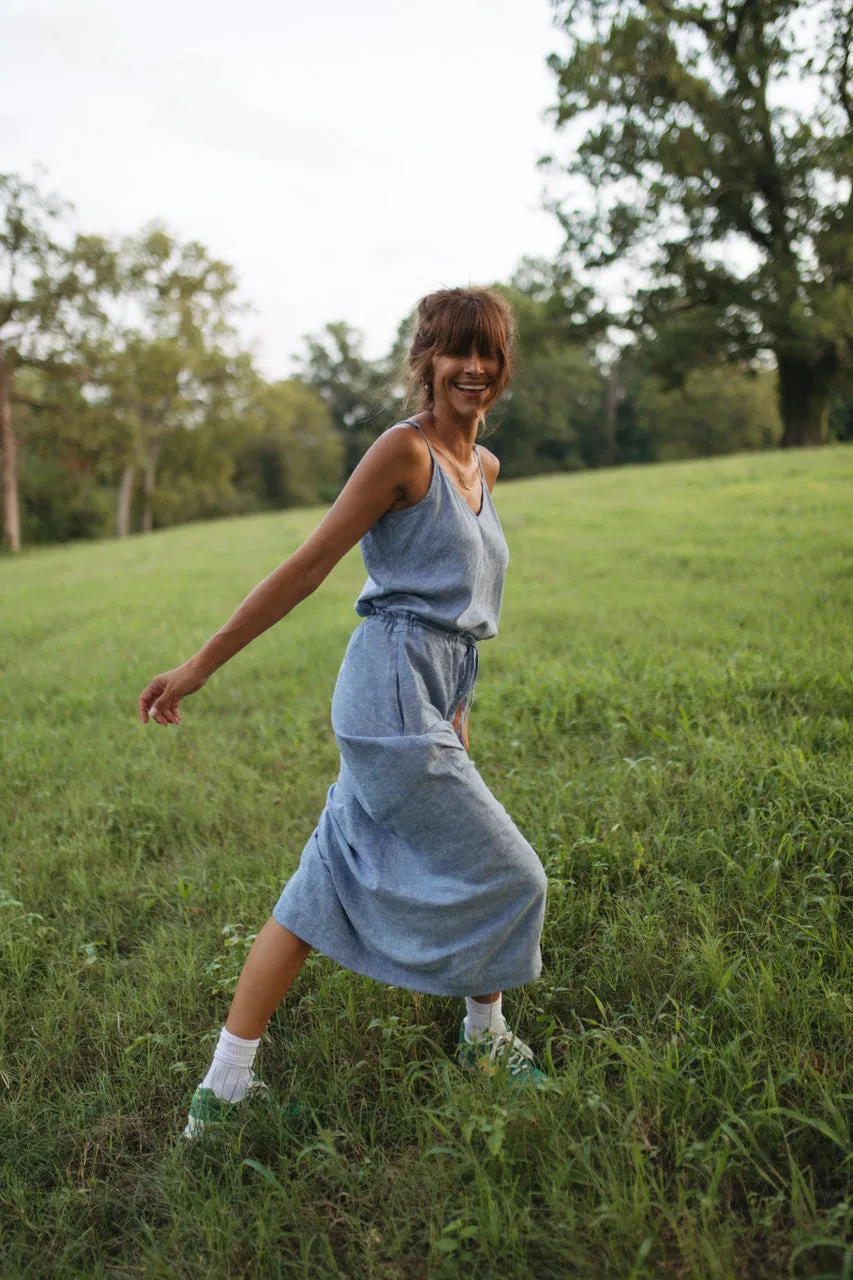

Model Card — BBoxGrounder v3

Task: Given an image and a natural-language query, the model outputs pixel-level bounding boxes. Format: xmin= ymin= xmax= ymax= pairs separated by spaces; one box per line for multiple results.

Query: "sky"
xmin=3 ymin=0 xmax=569 ymax=379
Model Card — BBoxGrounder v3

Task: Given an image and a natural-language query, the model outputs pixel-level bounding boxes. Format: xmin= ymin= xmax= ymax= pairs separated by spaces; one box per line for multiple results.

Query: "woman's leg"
xmin=185 ymin=920 xmax=312 ymax=1131
xmin=225 ymin=918 xmax=312 ymax=1040
xmin=458 ymin=990 xmax=546 ymax=1085
xmin=463 ymin=991 xmax=506 ymax=1041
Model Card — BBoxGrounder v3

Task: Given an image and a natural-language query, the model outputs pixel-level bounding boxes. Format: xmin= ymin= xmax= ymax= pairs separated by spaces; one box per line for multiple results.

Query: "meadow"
xmin=1 ymin=446 xmax=852 ymax=1279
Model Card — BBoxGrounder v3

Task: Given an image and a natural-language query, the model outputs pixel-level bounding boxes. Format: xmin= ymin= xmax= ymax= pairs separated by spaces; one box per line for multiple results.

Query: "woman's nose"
xmin=464 ymin=349 xmax=484 ymax=374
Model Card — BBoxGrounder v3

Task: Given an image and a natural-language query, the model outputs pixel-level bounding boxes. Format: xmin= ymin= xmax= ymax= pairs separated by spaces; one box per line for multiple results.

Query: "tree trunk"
xmin=777 ymin=352 xmax=836 ymax=447
xmin=142 ymin=439 xmax=161 ymax=533
xmin=116 ymin=464 xmax=135 ymax=537
xmin=0 ymin=349 xmax=21 ymax=554
xmin=602 ymin=357 xmax=623 ymax=467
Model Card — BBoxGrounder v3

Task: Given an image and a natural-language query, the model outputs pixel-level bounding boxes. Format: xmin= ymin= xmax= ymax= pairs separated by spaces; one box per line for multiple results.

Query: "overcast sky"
xmin=4 ymin=0 xmax=569 ymax=378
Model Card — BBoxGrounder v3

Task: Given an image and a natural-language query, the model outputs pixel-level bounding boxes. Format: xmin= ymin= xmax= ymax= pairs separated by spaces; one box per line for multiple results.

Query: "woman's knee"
xmin=514 ymin=845 xmax=547 ymax=905
xmin=528 ymin=856 xmax=548 ymax=903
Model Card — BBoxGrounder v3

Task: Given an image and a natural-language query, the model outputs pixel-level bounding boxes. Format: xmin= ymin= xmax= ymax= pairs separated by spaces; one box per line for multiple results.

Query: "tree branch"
xmin=724 ymin=0 xmax=758 ymax=58
xmin=836 ymin=0 xmax=853 ymax=129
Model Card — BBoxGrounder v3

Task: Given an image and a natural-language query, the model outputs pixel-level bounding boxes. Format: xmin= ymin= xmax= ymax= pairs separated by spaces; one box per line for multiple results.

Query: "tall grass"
xmin=1 ymin=447 xmax=851 ymax=1278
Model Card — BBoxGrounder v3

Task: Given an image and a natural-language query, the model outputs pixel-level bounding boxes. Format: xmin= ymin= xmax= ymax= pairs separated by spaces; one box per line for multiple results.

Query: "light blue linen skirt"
xmin=272 ymin=607 xmax=547 ymax=996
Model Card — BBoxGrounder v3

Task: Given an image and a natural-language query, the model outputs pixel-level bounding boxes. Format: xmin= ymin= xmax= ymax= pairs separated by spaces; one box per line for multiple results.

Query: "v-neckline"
xmin=403 ymin=419 xmax=486 ymax=518
xmin=433 ymin=450 xmax=485 ymax=519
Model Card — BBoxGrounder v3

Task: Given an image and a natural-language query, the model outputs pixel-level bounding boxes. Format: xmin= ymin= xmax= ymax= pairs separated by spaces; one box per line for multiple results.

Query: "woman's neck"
xmin=428 ymin=405 xmax=479 ymax=459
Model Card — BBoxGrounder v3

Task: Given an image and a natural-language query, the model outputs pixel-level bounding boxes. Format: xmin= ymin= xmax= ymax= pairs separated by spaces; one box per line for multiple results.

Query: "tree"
xmin=104 ymin=226 xmax=246 ymax=534
xmin=485 ymin=263 xmax=609 ymax=473
xmin=0 ymin=171 xmax=115 ymax=552
xmin=544 ymin=0 xmax=853 ymax=446
xmin=488 ymin=281 xmax=604 ymax=474
xmin=233 ymin=379 xmax=344 ymax=510
xmin=16 ymin=365 xmax=117 ymax=543
xmin=295 ymin=322 xmax=392 ymax=475
xmin=829 ymin=386 xmax=853 ymax=440
xmin=636 ymin=364 xmax=782 ymax=458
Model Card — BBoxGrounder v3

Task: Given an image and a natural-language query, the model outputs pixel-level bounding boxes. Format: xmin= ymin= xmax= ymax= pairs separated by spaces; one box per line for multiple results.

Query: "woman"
xmin=138 ymin=287 xmax=549 ymax=1138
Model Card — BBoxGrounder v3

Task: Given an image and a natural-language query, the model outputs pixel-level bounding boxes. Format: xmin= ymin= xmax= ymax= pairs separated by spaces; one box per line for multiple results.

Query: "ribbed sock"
xmin=200 ymin=1026 xmax=260 ymax=1102
xmin=463 ymin=995 xmax=506 ymax=1042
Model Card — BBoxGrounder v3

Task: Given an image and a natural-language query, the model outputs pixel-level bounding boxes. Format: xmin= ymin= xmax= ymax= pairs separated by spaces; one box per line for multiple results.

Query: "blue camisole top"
xmin=354 ymin=420 xmax=510 ymax=642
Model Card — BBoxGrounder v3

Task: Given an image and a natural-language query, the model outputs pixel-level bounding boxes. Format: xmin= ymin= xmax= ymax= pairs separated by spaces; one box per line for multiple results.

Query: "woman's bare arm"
xmin=138 ymin=426 xmax=429 ymax=725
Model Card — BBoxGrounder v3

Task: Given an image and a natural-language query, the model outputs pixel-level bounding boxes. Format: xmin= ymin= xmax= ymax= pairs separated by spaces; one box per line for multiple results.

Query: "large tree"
xmin=105 ymin=226 xmax=245 ymax=535
xmin=544 ymin=0 xmax=853 ymax=446
xmin=0 ymin=172 xmax=114 ymax=552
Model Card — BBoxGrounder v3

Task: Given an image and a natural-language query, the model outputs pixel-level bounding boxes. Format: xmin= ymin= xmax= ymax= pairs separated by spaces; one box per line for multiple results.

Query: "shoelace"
xmin=483 ymin=1030 xmax=535 ymax=1076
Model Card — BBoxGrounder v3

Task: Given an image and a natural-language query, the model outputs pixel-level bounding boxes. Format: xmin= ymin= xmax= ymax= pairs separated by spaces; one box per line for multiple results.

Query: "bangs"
xmin=433 ymin=296 xmax=508 ymax=363
xmin=406 ymin=286 xmax=516 ymax=415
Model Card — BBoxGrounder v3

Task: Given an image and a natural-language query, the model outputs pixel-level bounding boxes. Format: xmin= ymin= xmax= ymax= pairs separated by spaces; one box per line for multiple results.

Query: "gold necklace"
xmin=431 ymin=412 xmax=478 ymax=491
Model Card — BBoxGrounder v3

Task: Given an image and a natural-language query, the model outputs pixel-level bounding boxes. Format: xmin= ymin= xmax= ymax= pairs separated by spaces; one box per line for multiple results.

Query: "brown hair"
xmin=406 ymin=287 xmax=516 ymax=419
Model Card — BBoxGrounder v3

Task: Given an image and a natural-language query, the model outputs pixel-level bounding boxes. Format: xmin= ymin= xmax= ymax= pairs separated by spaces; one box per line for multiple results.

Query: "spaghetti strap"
xmin=398 ymin=418 xmax=435 ymax=459
xmin=401 ymin=419 xmax=484 ymax=485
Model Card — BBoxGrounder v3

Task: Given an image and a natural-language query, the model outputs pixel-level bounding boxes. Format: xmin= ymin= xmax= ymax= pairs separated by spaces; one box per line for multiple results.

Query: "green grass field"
xmin=2 ymin=446 xmax=852 ymax=1279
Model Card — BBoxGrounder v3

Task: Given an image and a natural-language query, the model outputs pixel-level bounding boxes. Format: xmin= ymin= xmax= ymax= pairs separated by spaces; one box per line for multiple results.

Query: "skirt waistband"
xmin=360 ymin=604 xmax=480 ymax=650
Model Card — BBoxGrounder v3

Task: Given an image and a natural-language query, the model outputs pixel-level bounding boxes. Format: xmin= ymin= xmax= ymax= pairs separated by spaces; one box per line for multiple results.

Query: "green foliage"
xmin=0 ymin=161 xmax=836 ymax=553
xmin=636 ymin=364 xmax=783 ymax=459
xmin=101 ymin=226 xmax=249 ymax=534
xmin=19 ymin=449 xmax=114 ymax=542
xmin=545 ymin=0 xmax=853 ymax=444
xmin=492 ymin=338 xmax=603 ymax=474
xmin=203 ymin=922 xmax=259 ymax=996
xmin=295 ymin=321 xmax=398 ymax=475
xmin=1 ymin=447 xmax=852 ymax=1274
xmin=234 ymin=378 xmax=343 ymax=510
xmin=488 ymin=272 xmax=606 ymax=474
xmin=829 ymin=387 xmax=853 ymax=442
xmin=0 ymin=170 xmax=117 ymax=551
xmin=0 ymin=171 xmax=116 ymax=369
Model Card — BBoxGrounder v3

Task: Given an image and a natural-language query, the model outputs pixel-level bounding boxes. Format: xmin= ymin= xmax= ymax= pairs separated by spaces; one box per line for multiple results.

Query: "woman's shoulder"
xmin=362 ymin=420 xmax=431 ymax=471
xmin=361 ymin=419 xmax=433 ymax=513
xmin=477 ymin=443 xmax=501 ymax=491
xmin=382 ymin=418 xmax=429 ymax=449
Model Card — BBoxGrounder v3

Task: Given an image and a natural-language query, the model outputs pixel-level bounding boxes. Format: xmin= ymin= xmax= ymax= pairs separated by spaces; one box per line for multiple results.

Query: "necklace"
xmin=430 ymin=412 xmax=478 ymax=491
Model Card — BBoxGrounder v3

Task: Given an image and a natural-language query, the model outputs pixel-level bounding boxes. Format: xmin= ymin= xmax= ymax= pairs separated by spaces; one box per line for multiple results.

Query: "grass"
xmin=1 ymin=445 xmax=852 ymax=1278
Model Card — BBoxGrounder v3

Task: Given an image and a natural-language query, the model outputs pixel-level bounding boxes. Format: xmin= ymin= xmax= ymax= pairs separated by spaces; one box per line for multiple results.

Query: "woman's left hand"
xmin=452 ymin=704 xmax=470 ymax=753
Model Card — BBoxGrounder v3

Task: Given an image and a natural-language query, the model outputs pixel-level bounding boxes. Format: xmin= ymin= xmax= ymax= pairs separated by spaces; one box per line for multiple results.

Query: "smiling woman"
xmin=407 ymin=286 xmax=515 ymax=416
xmin=138 ymin=285 xmax=549 ymax=1139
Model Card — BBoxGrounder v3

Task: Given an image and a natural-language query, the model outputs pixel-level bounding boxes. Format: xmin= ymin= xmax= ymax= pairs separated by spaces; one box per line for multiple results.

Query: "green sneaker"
xmin=182 ymin=1075 xmax=303 ymax=1140
xmin=456 ymin=1022 xmax=549 ymax=1089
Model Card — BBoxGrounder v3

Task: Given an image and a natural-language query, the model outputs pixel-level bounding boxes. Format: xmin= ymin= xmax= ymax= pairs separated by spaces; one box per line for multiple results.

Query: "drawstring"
xmin=457 ymin=643 xmax=479 ymax=746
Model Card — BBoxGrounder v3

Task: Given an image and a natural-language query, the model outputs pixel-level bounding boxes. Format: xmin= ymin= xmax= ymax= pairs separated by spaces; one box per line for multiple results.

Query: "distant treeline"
xmin=1 ymin=173 xmax=851 ymax=552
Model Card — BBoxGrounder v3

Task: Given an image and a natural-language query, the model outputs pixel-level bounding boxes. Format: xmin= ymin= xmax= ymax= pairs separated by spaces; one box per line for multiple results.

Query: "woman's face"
xmin=431 ymin=347 xmax=501 ymax=418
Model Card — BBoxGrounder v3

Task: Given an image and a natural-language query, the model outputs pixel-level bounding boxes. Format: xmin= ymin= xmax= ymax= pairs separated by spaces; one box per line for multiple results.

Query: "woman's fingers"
xmin=139 ymin=675 xmax=176 ymax=725
xmin=139 ymin=663 xmax=203 ymax=725
xmin=149 ymin=697 xmax=178 ymax=726
xmin=139 ymin=679 xmax=161 ymax=723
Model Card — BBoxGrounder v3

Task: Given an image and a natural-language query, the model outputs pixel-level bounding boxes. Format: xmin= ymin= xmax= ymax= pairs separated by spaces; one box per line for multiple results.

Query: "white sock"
xmin=200 ymin=1026 xmax=260 ymax=1102
xmin=464 ymin=995 xmax=506 ymax=1042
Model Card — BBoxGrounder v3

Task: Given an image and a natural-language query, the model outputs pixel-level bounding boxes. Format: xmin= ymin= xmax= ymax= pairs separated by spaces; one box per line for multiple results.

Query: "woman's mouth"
xmin=452 ymin=382 xmax=489 ymax=397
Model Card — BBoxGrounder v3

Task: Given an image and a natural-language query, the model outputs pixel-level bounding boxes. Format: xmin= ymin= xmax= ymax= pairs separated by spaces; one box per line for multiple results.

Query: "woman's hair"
xmin=406 ymin=287 xmax=516 ymax=418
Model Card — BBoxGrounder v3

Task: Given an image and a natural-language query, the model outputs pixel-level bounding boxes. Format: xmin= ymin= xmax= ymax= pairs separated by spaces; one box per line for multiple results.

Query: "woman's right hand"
xmin=138 ymin=660 xmax=209 ymax=726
